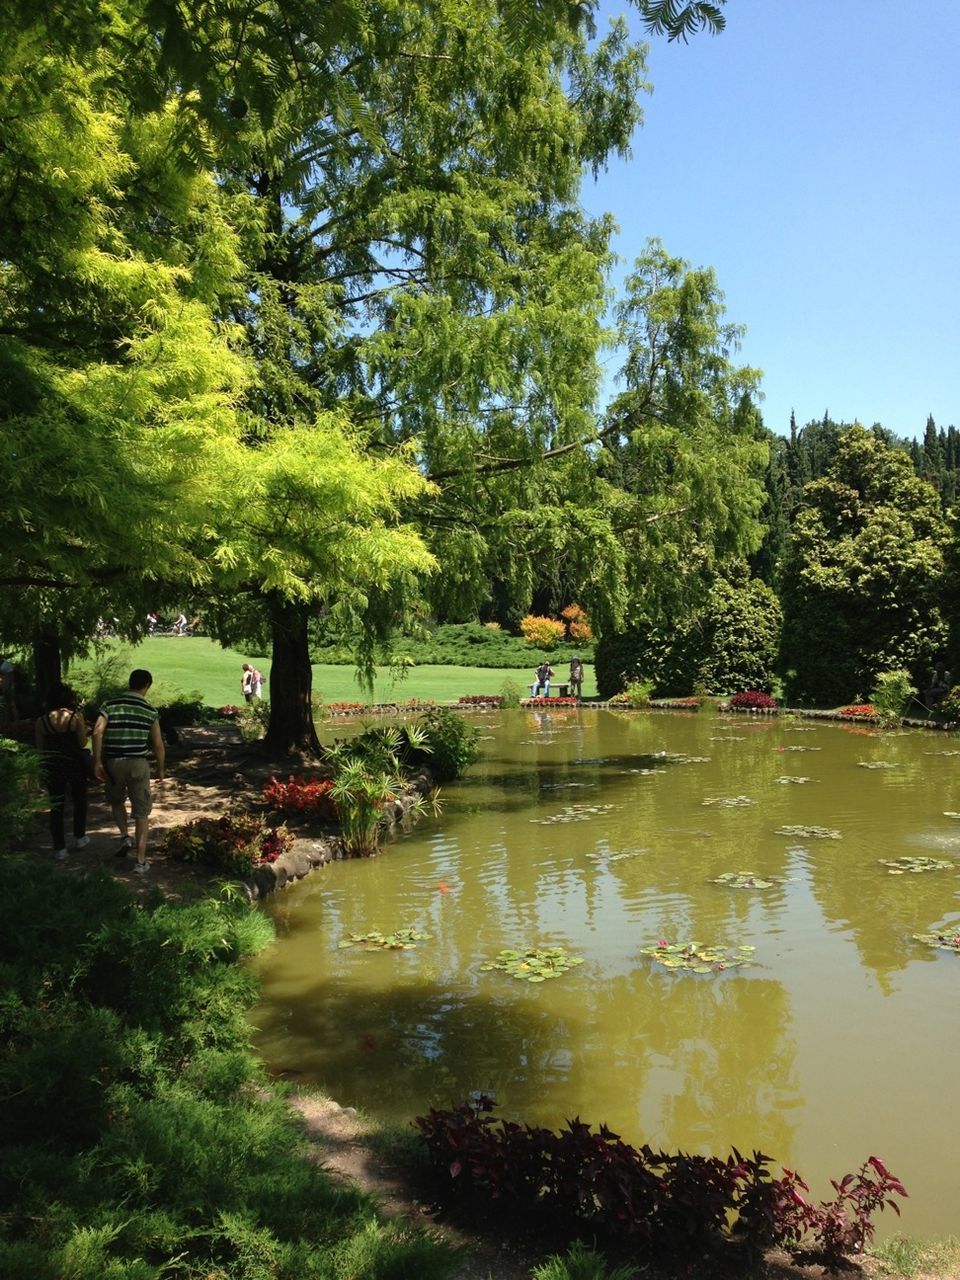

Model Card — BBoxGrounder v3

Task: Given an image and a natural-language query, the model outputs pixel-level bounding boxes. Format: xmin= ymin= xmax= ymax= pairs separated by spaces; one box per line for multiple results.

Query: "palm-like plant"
xmin=325 ymin=722 xmax=432 ymax=856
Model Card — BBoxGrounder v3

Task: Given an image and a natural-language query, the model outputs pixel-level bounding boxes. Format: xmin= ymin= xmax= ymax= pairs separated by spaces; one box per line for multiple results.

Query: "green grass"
xmin=67 ymin=637 xmax=596 ymax=705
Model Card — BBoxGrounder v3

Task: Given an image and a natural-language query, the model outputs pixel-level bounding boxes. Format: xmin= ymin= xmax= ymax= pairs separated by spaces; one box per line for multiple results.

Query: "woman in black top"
xmin=35 ymin=684 xmax=89 ymax=860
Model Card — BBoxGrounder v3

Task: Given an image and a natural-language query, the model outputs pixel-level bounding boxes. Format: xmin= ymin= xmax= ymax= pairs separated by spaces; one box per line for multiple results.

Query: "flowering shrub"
xmin=219 ymin=705 xmax=242 ymax=719
xmin=728 ymin=690 xmax=778 ymax=711
xmin=561 ymin=602 xmax=594 ymax=644
xmin=839 ymin=704 xmax=877 ymax=719
xmin=651 ymin=696 xmax=702 ymax=709
xmin=163 ymin=813 xmax=293 ymax=875
xmin=519 ymin=614 xmax=565 ymax=649
xmin=325 ymin=701 xmax=366 ymax=714
xmin=458 ymin=694 xmax=503 ymax=706
xmin=263 ymin=774 xmax=336 ymax=818
xmin=526 ymin=696 xmax=578 ymax=707
xmin=416 ymin=1097 xmax=906 ymax=1267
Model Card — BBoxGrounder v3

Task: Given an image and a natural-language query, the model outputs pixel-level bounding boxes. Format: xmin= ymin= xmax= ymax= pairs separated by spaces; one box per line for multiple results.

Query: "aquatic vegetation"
xmin=776 ymin=824 xmax=841 ymax=839
xmin=480 ymin=946 xmax=584 ymax=982
xmin=710 ymin=734 xmax=747 ymax=741
xmin=774 ymin=775 xmax=814 ymax=784
xmin=531 ymin=804 xmax=616 ymax=825
xmin=640 ymin=940 xmax=756 ymax=972
xmin=912 ymin=929 xmax=960 ymax=955
xmin=778 ymin=744 xmax=822 ymax=752
xmin=338 ymin=928 xmax=432 ymax=951
xmin=879 ymin=857 xmax=953 ymax=874
xmin=944 ymin=811 xmax=960 ymax=819
xmin=712 ymin=871 xmax=778 ymax=889
xmin=858 ymin=761 xmax=899 ymax=769
xmin=586 ymin=847 xmax=648 ymax=863
xmin=619 ymin=766 xmax=667 ymax=775
xmin=652 ymin=751 xmax=711 ymax=764
xmin=701 ymin=795 xmax=754 ymax=807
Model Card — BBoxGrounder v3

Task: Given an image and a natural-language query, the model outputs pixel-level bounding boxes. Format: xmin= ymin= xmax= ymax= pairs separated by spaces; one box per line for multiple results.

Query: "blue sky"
xmin=583 ymin=0 xmax=960 ymax=440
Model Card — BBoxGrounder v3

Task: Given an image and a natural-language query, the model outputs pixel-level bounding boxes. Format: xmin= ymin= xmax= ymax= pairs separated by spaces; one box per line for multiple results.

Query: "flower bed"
xmin=649 ymin=697 xmax=702 ymax=710
xmin=458 ymin=694 xmax=503 ymax=706
xmin=163 ymin=813 xmax=293 ymax=875
xmin=525 ymin=696 xmax=579 ymax=707
xmin=325 ymin=701 xmax=366 ymax=715
xmin=263 ymin=774 xmax=336 ymax=818
xmin=721 ymin=690 xmax=778 ymax=713
xmin=839 ymin=704 xmax=878 ymax=720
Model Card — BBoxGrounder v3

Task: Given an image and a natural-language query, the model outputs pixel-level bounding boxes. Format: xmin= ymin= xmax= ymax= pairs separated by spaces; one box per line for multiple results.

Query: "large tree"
xmin=779 ymin=425 xmax=948 ymax=706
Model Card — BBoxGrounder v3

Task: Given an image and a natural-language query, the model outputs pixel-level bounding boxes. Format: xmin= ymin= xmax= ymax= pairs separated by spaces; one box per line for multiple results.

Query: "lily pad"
xmin=640 ymin=940 xmax=756 ymax=973
xmin=586 ymin=846 xmax=648 ymax=863
xmin=775 ymin=824 xmax=841 ymax=840
xmin=531 ymin=803 xmax=616 ymax=826
xmin=652 ymin=752 xmax=711 ymax=765
xmin=339 ymin=927 xmax=432 ymax=952
xmin=774 ymin=776 xmax=814 ymax=784
xmin=779 ymin=745 xmax=822 ymax=752
xmin=712 ymin=871 xmax=776 ymax=889
xmin=858 ymin=761 xmax=899 ymax=770
xmin=480 ymin=946 xmax=585 ymax=982
xmin=944 ymin=812 xmax=960 ymax=819
xmin=710 ymin=735 xmax=747 ymax=741
xmin=925 ymin=750 xmax=960 ymax=757
xmin=701 ymin=795 xmax=755 ymax=808
xmin=879 ymin=857 xmax=954 ymax=874
xmin=913 ymin=930 xmax=960 ymax=955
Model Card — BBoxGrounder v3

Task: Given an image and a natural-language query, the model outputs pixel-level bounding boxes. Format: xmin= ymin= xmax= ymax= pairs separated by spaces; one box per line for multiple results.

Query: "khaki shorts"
xmin=104 ymin=757 xmax=153 ymax=818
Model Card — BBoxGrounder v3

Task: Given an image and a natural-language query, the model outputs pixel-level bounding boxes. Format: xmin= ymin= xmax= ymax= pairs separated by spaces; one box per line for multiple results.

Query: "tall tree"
xmin=780 ymin=425 xmax=948 ymax=705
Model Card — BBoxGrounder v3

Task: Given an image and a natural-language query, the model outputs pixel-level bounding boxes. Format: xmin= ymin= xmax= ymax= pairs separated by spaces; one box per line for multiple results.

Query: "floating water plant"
xmin=774 ymin=776 xmax=814 ymax=785
xmin=701 ymin=795 xmax=755 ymax=808
xmin=712 ymin=871 xmax=776 ymax=889
xmin=586 ymin=847 xmax=648 ymax=863
xmin=620 ymin=767 xmax=668 ymax=776
xmin=531 ymin=804 xmax=616 ymax=825
xmin=944 ymin=812 xmax=960 ymax=819
xmin=640 ymin=940 xmax=756 ymax=973
xmin=776 ymin=824 xmax=841 ymax=840
xmin=925 ymin=750 xmax=960 ymax=757
xmin=912 ymin=930 xmax=960 ymax=955
xmin=710 ymin=735 xmax=747 ymax=741
xmin=338 ymin=928 xmax=432 ymax=951
xmin=778 ymin=745 xmax=822 ymax=752
xmin=480 ymin=946 xmax=584 ymax=982
xmin=858 ymin=761 xmax=899 ymax=770
xmin=652 ymin=751 xmax=711 ymax=764
xmin=879 ymin=857 xmax=954 ymax=874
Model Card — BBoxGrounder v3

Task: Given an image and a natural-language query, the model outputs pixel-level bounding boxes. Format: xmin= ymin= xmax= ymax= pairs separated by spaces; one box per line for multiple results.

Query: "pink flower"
xmin=657 ymin=938 xmax=668 ymax=948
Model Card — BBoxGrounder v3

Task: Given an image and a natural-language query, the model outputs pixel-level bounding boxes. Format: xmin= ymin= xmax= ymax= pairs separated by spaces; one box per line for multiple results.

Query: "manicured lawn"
xmin=69 ymin=637 xmax=596 ymax=705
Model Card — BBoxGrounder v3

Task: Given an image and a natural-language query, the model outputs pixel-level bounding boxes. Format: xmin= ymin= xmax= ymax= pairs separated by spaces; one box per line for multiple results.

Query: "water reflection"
xmin=254 ymin=709 xmax=960 ymax=1237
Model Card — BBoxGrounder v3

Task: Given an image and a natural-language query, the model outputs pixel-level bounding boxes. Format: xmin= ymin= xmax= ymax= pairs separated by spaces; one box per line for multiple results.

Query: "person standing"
xmin=241 ymin=663 xmax=255 ymax=703
xmin=568 ymin=655 xmax=584 ymax=700
xmin=92 ymin=669 xmax=164 ymax=874
xmin=251 ymin=665 xmax=264 ymax=700
xmin=35 ymin=683 xmax=89 ymax=860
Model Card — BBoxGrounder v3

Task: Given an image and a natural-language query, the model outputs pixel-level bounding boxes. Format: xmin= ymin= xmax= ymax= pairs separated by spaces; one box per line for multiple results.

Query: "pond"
xmin=251 ymin=706 xmax=960 ymax=1239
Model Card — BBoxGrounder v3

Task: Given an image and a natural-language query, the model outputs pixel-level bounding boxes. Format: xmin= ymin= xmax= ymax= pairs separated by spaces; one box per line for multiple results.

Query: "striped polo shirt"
xmin=100 ymin=693 xmax=158 ymax=758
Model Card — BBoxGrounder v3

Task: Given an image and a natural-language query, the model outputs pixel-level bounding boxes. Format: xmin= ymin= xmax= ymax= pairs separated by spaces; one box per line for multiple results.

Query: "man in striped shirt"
xmin=92 ymin=669 xmax=165 ymax=874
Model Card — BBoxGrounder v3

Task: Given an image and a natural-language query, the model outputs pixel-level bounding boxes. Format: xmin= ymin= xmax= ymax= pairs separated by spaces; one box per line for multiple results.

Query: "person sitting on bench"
xmin=531 ymin=660 xmax=555 ymax=697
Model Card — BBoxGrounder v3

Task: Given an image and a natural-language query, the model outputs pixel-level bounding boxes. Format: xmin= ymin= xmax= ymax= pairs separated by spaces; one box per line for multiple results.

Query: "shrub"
xmin=410 ymin=707 xmax=480 ymax=782
xmin=163 ymin=813 xmax=292 ymax=875
xmin=263 ymin=774 xmax=336 ymax=818
xmin=617 ymin=679 xmax=654 ymax=709
xmin=500 ymin=678 xmax=522 ymax=708
xmin=311 ymin=621 xmax=592 ymax=668
xmin=839 ymin=704 xmax=877 ymax=719
xmin=458 ymin=694 xmax=503 ymax=706
xmin=869 ymin=669 xmax=916 ymax=726
xmin=0 ymin=737 xmax=43 ymax=847
xmin=934 ymin=685 xmax=960 ymax=722
xmin=728 ymin=690 xmax=778 ymax=710
xmin=561 ymin=603 xmax=594 ymax=645
xmin=415 ymin=1097 xmax=906 ymax=1268
xmin=520 ymin=615 xmax=566 ymax=649
xmin=237 ymin=699 xmax=270 ymax=741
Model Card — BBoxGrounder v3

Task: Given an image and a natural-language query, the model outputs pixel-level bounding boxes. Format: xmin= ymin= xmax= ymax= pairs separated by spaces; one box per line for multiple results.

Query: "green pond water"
xmin=251 ymin=707 xmax=960 ymax=1239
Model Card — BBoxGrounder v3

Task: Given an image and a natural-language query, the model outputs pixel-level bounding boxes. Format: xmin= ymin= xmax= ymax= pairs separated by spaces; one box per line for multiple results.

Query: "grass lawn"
xmin=68 ymin=636 xmax=596 ymax=705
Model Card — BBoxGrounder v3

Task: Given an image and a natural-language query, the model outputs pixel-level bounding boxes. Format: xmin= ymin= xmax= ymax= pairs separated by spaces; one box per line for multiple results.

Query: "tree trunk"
xmin=264 ymin=596 xmax=320 ymax=754
xmin=33 ymin=628 xmax=62 ymax=709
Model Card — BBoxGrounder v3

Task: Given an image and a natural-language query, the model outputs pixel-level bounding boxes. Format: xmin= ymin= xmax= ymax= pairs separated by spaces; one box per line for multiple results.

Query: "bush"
xmin=311 ymin=621 xmax=593 ymax=668
xmin=934 ymin=685 xmax=960 ymax=722
xmin=163 ymin=813 xmax=292 ymax=875
xmin=728 ymin=690 xmax=778 ymax=710
xmin=520 ymin=615 xmax=567 ymax=649
xmin=0 ymin=737 xmax=43 ymax=847
xmin=416 ymin=1097 xmax=906 ymax=1269
xmin=410 ymin=707 xmax=481 ymax=782
xmin=237 ymin=699 xmax=270 ymax=741
xmin=610 ymin=679 xmax=654 ymax=709
xmin=869 ymin=669 xmax=916 ymax=726
xmin=839 ymin=704 xmax=877 ymax=719
xmin=561 ymin=603 xmax=594 ymax=645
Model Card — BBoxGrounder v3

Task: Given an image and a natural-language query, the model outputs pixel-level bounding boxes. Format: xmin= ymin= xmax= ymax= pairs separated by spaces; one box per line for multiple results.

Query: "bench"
xmin=529 ymin=683 xmax=571 ymax=698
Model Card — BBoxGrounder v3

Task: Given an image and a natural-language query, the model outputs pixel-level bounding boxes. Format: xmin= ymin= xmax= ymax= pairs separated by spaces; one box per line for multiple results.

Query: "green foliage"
xmin=412 ymin=707 xmax=481 ymax=782
xmin=163 ymin=813 xmax=291 ymax=876
xmin=0 ymin=738 xmax=43 ymax=847
xmin=933 ymin=685 xmax=960 ymax=722
xmin=0 ymin=859 xmax=452 ymax=1278
xmin=617 ymin=679 xmax=655 ymax=708
xmin=532 ymin=1240 xmax=639 ymax=1280
xmin=311 ymin=621 xmax=592 ymax=668
xmin=236 ymin=699 xmax=270 ymax=742
xmin=780 ymin=426 xmax=948 ymax=706
xmin=594 ymin=566 xmax=780 ymax=698
xmin=500 ymin=678 xmax=523 ymax=708
xmin=869 ymin=670 xmax=917 ymax=726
